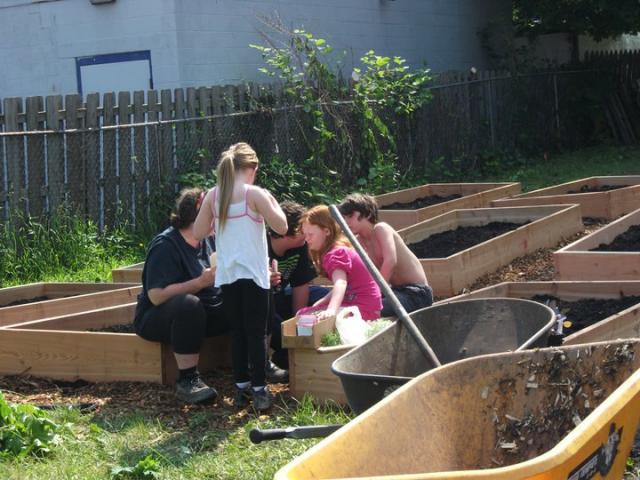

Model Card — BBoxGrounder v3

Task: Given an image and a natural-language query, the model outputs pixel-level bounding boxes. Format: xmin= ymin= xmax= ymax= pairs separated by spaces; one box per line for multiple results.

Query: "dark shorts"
xmin=381 ymin=284 xmax=433 ymax=317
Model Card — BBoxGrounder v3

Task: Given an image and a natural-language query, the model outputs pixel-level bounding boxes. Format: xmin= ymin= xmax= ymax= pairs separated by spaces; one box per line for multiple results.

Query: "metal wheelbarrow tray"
xmin=332 ymin=297 xmax=555 ymax=414
xmin=277 ymin=338 xmax=640 ymax=480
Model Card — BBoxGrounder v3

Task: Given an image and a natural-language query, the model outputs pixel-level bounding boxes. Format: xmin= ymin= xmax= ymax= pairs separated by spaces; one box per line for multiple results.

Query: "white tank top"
xmin=212 ymin=185 xmax=269 ymax=290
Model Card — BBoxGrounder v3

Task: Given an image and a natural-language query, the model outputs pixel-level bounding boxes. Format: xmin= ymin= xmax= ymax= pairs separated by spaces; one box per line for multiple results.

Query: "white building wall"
xmin=0 ymin=0 xmax=509 ymax=99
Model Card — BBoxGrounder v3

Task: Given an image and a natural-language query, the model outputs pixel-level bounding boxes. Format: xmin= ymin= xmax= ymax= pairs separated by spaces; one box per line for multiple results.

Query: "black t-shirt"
xmin=135 ymin=227 xmax=220 ymax=321
xmin=267 ymin=239 xmax=317 ymax=294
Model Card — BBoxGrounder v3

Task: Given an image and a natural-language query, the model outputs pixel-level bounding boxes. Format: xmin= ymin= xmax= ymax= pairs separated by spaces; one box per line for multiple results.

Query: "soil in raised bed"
xmin=531 ymin=295 xmax=640 ymax=338
xmin=591 ymin=224 xmax=640 ymax=252
xmin=567 ymin=184 xmax=628 ymax=193
xmin=87 ymin=323 xmax=136 ymax=333
xmin=408 ymin=221 xmax=528 ymax=258
xmin=0 ymin=296 xmax=50 ymax=308
xmin=380 ymin=193 xmax=462 ymax=210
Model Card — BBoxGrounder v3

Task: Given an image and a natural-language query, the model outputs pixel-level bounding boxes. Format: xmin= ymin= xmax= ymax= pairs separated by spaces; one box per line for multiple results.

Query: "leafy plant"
xmin=111 ymin=454 xmax=161 ymax=479
xmin=320 ymin=331 xmax=341 ymax=347
xmin=0 ymin=392 xmax=65 ymax=459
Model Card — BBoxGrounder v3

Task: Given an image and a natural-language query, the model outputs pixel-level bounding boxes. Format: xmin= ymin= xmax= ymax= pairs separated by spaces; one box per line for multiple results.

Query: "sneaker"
xmin=233 ymin=384 xmax=252 ymax=408
xmin=175 ymin=373 xmax=218 ymax=404
xmin=252 ymin=387 xmax=272 ymax=411
xmin=266 ymin=360 xmax=289 ymax=383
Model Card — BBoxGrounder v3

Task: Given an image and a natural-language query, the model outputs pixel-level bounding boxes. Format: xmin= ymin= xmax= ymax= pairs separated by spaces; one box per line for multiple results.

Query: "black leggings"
xmin=221 ymin=279 xmax=270 ymax=386
xmin=134 ymin=294 xmax=229 ymax=354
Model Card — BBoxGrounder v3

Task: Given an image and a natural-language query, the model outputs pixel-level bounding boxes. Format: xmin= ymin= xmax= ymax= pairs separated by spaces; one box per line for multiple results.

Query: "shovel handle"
xmin=329 ymin=205 xmax=441 ymax=367
xmin=250 ymin=428 xmax=288 ymax=443
xmin=250 ymin=424 xmax=343 ymax=443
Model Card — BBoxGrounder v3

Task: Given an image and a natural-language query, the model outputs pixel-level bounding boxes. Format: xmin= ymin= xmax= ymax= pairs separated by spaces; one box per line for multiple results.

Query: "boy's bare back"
xmin=373 ymin=222 xmax=428 ymax=287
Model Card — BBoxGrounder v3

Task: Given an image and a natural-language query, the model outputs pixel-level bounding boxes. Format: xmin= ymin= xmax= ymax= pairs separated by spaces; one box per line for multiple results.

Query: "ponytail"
xmin=216 ymin=151 xmax=235 ymax=231
xmin=215 ymin=142 xmax=259 ymax=231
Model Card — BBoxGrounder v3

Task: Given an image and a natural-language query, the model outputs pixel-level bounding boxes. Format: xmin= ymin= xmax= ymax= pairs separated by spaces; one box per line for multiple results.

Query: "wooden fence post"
xmin=102 ymin=92 xmax=117 ymax=227
xmin=117 ymin=91 xmax=132 ymax=225
xmin=64 ymin=94 xmax=84 ymax=214
xmin=45 ymin=95 xmax=64 ymax=215
xmin=85 ymin=93 xmax=100 ymax=225
xmin=133 ymin=90 xmax=147 ymax=226
xmin=25 ymin=96 xmax=45 ymax=218
xmin=4 ymin=98 xmax=25 ymax=216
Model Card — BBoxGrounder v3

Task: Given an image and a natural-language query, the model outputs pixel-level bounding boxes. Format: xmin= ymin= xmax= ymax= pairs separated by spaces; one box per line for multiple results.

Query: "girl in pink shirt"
xmin=298 ymin=205 xmax=381 ymax=320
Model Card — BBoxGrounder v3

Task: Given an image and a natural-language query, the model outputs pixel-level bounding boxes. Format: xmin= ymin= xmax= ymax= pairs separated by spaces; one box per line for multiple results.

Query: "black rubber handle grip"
xmin=250 ymin=428 xmax=288 ymax=444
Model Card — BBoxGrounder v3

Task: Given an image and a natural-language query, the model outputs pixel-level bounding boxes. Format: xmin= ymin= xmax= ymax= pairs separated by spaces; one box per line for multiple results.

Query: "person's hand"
xmin=198 ymin=268 xmax=215 ymax=289
xmin=316 ymin=308 xmax=336 ymax=320
xmin=270 ymin=270 xmax=282 ymax=287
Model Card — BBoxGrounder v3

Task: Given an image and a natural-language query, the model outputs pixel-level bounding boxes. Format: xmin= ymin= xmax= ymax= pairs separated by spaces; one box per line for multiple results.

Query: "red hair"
xmin=301 ymin=205 xmax=351 ymax=276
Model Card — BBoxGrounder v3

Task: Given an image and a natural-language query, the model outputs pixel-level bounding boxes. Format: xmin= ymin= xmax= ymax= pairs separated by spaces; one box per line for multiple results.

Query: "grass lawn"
xmin=1 ymin=144 xmax=640 ymax=479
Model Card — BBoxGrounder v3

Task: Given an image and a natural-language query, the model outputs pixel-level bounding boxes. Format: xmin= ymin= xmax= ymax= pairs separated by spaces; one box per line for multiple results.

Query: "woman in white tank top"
xmin=194 ymin=143 xmax=287 ymax=411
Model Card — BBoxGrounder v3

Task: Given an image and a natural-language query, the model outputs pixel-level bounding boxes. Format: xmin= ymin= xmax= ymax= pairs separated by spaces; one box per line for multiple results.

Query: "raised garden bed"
xmin=111 ymin=262 xmax=144 ymax=283
xmin=554 ymin=207 xmax=640 ymax=281
xmin=397 ymin=204 xmax=583 ymax=297
xmin=374 ymin=182 xmax=521 ymax=230
xmin=0 ymin=283 xmax=140 ymax=327
xmin=0 ymin=303 xmax=231 ymax=384
xmin=281 ymin=315 xmax=350 ymax=404
xmin=440 ymin=281 xmax=640 ymax=345
xmin=492 ymin=175 xmax=640 ymax=219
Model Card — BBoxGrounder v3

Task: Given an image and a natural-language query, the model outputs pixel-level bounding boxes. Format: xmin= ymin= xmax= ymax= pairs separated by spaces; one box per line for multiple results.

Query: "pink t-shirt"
xmin=322 ymin=246 xmax=382 ymax=320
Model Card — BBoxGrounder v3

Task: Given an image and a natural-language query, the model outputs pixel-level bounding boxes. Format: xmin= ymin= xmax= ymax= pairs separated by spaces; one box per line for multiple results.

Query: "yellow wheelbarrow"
xmin=275 ymin=339 xmax=640 ymax=480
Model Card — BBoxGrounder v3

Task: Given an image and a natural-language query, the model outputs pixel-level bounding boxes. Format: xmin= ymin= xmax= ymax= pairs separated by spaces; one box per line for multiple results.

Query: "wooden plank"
xmin=0 ymin=283 xmax=46 ymax=306
xmin=289 ymin=346 xmax=350 ymax=404
xmin=493 ymin=176 xmax=640 ymax=220
xmin=377 ymin=183 xmax=521 ymax=230
xmin=111 ymin=266 xmax=143 ymax=283
xmin=4 ymin=98 xmax=25 ymax=215
xmin=0 ymin=286 xmax=141 ymax=327
xmin=553 ymin=208 xmax=640 ymax=281
xmin=117 ymin=91 xmax=132 ymax=224
xmin=64 ymin=94 xmax=84 ymax=213
xmin=0 ymin=329 xmax=162 ymax=383
xmin=45 ymin=95 xmax=65 ymax=213
xmin=7 ymin=302 xmax=136 ymax=330
xmin=133 ymin=90 xmax=147 ymax=226
xmin=85 ymin=93 xmax=100 ymax=223
xmin=398 ymin=205 xmax=583 ymax=297
xmin=43 ymin=282 xmax=136 ymax=296
xmin=174 ymin=88 xmax=186 ymax=177
xmin=102 ymin=92 xmax=117 ymax=227
xmin=25 ymin=96 xmax=45 ymax=217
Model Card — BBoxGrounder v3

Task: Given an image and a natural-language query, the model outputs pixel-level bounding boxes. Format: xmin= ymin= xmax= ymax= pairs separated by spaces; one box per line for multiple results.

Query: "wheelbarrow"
xmin=276 ymin=338 xmax=640 ymax=480
xmin=332 ymin=297 xmax=555 ymax=414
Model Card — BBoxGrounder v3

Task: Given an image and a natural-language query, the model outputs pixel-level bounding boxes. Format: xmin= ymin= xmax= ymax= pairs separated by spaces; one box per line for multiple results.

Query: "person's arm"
xmin=193 ymin=189 xmax=215 ymax=241
xmin=291 ymin=284 xmax=310 ymax=313
xmin=148 ymin=268 xmax=215 ymax=306
xmin=317 ymin=269 xmax=347 ymax=319
xmin=251 ymin=187 xmax=287 ymax=235
xmin=375 ymin=224 xmax=398 ymax=282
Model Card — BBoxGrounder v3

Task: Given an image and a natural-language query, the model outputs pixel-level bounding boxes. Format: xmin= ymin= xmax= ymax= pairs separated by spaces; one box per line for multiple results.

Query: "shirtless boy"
xmin=338 ymin=193 xmax=433 ymax=316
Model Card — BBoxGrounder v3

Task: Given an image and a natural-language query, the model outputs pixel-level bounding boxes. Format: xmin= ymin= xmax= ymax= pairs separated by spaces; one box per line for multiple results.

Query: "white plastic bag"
xmin=335 ymin=306 xmax=368 ymax=345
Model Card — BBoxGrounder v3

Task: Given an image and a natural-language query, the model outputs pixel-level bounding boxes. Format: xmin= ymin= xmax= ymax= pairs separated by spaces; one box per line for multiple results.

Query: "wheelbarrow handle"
xmin=329 ymin=205 xmax=441 ymax=367
xmin=249 ymin=424 xmax=343 ymax=443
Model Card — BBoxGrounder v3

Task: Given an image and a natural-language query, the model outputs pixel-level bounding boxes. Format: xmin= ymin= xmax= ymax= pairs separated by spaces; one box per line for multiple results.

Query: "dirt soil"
xmin=567 ymin=184 xmax=628 ymax=193
xmin=408 ymin=222 xmax=527 ymax=258
xmin=87 ymin=324 xmax=136 ymax=333
xmin=0 ymin=371 xmax=293 ymax=432
xmin=0 ymin=296 xmax=50 ymax=308
xmin=531 ymin=295 xmax=640 ymax=337
xmin=488 ymin=343 xmax=637 ymax=467
xmin=591 ymin=224 xmax=640 ymax=252
xmin=380 ymin=193 xmax=462 ymax=210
